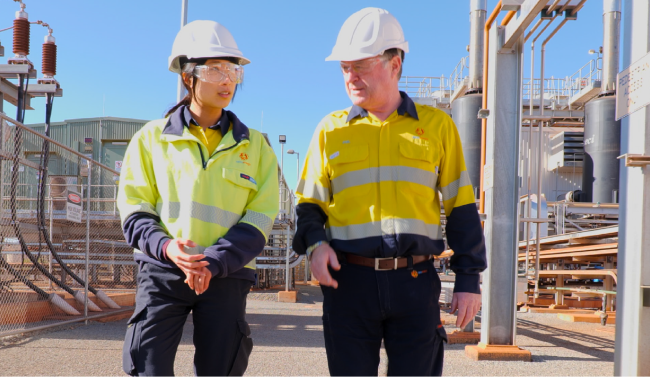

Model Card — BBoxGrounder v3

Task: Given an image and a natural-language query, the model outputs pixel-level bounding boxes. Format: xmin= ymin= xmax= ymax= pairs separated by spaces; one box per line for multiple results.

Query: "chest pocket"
xmin=223 ymin=168 xmax=259 ymax=192
xmin=328 ymin=144 xmax=371 ymax=198
xmin=398 ymin=142 xmax=438 ymax=197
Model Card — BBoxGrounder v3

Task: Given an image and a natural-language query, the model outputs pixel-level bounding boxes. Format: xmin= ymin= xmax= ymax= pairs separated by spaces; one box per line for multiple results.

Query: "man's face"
xmin=341 ymin=55 xmax=399 ymax=111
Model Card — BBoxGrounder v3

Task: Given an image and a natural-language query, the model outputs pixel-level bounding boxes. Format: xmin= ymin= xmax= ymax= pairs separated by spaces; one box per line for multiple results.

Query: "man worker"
xmin=293 ymin=7 xmax=487 ymax=376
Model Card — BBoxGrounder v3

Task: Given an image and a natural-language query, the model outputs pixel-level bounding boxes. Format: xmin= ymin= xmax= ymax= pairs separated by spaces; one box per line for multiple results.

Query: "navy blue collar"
xmin=162 ymin=105 xmax=250 ymax=142
xmin=346 ymin=91 xmax=419 ymax=123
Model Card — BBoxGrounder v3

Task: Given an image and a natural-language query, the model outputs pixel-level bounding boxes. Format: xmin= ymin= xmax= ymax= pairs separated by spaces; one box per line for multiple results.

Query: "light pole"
xmin=279 ymin=135 xmax=290 ymax=291
xmin=177 ymin=0 xmax=188 ymax=103
xmin=287 ymin=149 xmax=306 ymax=282
xmin=286 ymin=149 xmax=300 ymax=187
xmin=588 ymin=46 xmax=602 ymax=78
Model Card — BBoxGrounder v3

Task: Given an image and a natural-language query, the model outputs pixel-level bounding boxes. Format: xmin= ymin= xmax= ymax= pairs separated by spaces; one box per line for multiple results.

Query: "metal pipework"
xmin=478 ymin=0 xmax=517 ymax=214
xmin=601 ymin=0 xmax=621 ymax=93
xmin=531 ymin=7 xmax=573 ymax=296
xmin=468 ymin=0 xmax=487 ymax=90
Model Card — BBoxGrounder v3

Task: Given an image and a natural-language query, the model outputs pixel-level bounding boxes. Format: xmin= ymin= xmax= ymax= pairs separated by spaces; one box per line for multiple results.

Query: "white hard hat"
xmin=326 ymin=7 xmax=409 ymax=62
xmin=169 ymin=20 xmax=250 ymax=73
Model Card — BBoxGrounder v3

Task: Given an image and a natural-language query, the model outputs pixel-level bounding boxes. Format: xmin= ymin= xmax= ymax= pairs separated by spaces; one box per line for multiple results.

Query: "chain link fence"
xmin=0 ymin=114 xmax=131 ymax=337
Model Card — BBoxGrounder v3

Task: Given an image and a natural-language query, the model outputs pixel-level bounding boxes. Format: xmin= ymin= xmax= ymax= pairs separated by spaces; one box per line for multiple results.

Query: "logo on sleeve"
xmin=240 ymin=173 xmax=257 ymax=185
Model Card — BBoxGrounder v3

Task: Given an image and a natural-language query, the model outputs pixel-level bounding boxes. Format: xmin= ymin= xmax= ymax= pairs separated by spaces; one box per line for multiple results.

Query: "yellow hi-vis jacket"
xmin=293 ymin=92 xmax=486 ymax=293
xmin=117 ymin=106 xmax=279 ymax=282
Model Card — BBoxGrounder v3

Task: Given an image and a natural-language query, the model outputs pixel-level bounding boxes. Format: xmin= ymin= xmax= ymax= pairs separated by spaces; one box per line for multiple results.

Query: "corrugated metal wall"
xmin=26 ymin=117 xmax=148 ymax=161
xmin=519 ymin=126 xmax=583 ymax=202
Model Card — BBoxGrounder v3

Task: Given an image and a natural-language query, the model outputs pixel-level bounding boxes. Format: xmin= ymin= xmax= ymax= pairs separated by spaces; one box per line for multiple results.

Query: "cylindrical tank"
xmin=581 ymin=96 xmax=620 ymax=203
xmin=451 ymin=94 xmax=482 ymax=197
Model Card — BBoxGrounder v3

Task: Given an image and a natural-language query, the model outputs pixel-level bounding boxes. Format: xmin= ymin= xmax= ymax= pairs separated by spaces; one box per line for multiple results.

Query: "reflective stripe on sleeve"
xmin=240 ymin=209 xmax=274 ymax=238
xmin=297 ymin=178 xmax=330 ymax=203
xmin=157 ymin=201 xmax=241 ymax=229
xmin=331 ymin=166 xmax=437 ymax=195
xmin=439 ymin=171 xmax=472 ymax=201
xmin=326 ymin=218 xmax=442 ymax=241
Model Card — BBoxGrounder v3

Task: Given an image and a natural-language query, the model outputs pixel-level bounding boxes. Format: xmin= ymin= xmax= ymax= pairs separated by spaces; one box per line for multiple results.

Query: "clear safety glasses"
xmin=340 ymin=57 xmax=384 ymax=75
xmin=193 ymin=62 xmax=244 ymax=84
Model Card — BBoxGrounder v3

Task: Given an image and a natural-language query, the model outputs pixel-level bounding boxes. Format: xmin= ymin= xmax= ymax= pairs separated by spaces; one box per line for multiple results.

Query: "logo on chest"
xmin=237 ymin=152 xmax=251 ymax=166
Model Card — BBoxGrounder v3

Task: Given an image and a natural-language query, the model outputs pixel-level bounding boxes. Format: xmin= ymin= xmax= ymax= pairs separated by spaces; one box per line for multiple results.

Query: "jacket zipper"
xmin=196 ymin=140 xmax=244 ymax=170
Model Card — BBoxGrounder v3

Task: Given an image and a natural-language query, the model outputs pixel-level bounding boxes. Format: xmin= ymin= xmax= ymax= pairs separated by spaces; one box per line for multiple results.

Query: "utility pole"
xmin=176 ymin=0 xmax=188 ymax=103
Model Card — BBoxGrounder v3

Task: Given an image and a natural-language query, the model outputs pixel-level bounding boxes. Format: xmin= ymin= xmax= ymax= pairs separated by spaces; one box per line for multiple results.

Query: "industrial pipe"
xmin=601 ymin=0 xmax=621 ymax=93
xmin=468 ymin=0 xmax=487 ymax=90
xmin=479 ymin=1 xmax=516 ymax=214
xmin=533 ymin=8 xmax=572 ymax=296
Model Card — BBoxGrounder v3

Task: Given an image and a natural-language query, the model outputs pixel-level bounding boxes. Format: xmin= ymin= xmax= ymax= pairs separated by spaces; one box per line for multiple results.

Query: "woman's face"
xmin=186 ymin=58 xmax=239 ymax=110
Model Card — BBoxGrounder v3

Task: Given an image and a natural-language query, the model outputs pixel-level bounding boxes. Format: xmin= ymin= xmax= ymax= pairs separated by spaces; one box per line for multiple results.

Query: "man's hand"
xmin=309 ymin=243 xmax=341 ymax=288
xmin=450 ymin=292 xmax=482 ymax=329
xmin=185 ymin=266 xmax=213 ymax=295
xmin=166 ymin=239 xmax=209 ymax=277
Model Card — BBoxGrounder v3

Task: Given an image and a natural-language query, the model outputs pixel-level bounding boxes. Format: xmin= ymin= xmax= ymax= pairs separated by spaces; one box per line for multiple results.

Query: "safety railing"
xmin=448 ymin=55 xmax=470 ymax=93
xmin=523 ymin=58 xmax=601 ymax=104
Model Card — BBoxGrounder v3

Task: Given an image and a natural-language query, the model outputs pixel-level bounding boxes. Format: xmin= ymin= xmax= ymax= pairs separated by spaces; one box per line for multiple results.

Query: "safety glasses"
xmin=340 ymin=57 xmax=384 ymax=75
xmin=193 ymin=62 xmax=244 ymax=84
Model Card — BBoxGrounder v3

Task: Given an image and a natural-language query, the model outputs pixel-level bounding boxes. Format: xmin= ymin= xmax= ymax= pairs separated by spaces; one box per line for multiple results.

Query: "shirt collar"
xmin=162 ymin=105 xmax=250 ymax=142
xmin=183 ymin=106 xmax=230 ymax=135
xmin=346 ymin=91 xmax=419 ymax=123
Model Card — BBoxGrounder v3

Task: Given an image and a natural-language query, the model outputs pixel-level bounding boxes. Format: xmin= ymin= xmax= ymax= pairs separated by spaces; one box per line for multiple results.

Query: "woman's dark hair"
xmin=165 ymin=56 xmax=242 ymax=117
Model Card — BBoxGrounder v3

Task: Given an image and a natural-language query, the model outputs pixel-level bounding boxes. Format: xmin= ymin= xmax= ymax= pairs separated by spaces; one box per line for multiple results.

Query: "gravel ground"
xmin=0 ymin=284 xmax=615 ymax=376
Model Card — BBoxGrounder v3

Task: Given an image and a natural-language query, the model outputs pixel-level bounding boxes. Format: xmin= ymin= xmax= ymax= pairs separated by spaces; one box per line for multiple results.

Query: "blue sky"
xmin=0 ymin=0 xmax=607 ymax=187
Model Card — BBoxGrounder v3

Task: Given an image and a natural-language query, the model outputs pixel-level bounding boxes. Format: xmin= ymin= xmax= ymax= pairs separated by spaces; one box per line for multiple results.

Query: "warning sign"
xmin=115 ymin=161 xmax=123 ymax=172
xmin=617 ymin=51 xmax=650 ymax=120
xmin=66 ymin=189 xmax=83 ymax=223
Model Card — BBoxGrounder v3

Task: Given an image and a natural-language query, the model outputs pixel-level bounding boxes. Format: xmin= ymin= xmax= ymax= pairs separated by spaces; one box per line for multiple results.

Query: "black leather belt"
xmin=345 ymin=254 xmax=431 ymax=270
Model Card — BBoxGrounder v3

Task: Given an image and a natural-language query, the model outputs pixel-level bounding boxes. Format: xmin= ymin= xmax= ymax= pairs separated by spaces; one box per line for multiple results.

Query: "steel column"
xmin=614 ymin=1 xmax=650 ymax=375
xmin=481 ymin=25 xmax=523 ymax=345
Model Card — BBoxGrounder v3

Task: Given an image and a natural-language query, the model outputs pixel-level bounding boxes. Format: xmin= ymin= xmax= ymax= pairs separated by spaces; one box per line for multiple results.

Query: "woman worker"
xmin=118 ymin=20 xmax=279 ymax=376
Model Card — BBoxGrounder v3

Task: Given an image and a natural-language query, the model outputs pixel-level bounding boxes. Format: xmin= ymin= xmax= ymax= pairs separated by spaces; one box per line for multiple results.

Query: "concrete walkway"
xmin=0 ymin=284 xmax=615 ymax=376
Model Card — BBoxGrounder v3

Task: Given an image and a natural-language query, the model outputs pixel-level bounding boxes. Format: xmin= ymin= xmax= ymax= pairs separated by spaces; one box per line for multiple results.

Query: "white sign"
xmin=66 ymin=189 xmax=83 ymax=223
xmin=115 ymin=161 xmax=123 ymax=172
xmin=616 ymin=51 xmax=650 ymax=120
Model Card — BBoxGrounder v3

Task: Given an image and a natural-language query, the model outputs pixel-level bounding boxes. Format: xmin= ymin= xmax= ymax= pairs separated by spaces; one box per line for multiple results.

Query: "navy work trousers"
xmin=122 ymin=263 xmax=253 ymax=376
xmin=321 ymin=258 xmax=447 ymax=376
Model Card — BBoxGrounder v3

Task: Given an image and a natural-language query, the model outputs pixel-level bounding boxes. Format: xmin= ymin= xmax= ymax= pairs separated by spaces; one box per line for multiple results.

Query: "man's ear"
xmin=392 ymin=56 xmax=402 ymax=79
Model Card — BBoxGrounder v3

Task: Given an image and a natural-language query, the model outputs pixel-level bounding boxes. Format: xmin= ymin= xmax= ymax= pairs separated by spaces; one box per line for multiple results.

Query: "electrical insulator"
xmin=13 ymin=18 xmax=30 ymax=57
xmin=42 ymin=35 xmax=56 ymax=77
xmin=13 ymin=2 xmax=29 ymax=57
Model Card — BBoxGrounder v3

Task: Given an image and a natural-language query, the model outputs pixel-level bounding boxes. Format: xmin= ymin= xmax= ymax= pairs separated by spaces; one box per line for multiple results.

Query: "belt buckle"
xmin=375 ymin=257 xmax=398 ymax=271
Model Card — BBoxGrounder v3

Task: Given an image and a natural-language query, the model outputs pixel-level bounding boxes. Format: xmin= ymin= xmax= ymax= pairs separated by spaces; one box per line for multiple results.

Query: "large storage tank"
xmin=451 ymin=94 xmax=482 ymax=197
xmin=581 ymin=96 xmax=620 ymax=203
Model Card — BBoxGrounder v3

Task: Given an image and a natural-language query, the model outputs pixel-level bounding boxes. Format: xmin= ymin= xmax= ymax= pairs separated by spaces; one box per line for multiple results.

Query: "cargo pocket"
xmin=122 ymin=306 xmax=147 ymax=376
xmin=228 ymin=320 xmax=253 ymax=376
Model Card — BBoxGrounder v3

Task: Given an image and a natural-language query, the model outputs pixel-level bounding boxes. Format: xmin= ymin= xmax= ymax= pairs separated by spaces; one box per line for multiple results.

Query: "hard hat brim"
xmin=324 ymin=42 xmax=409 ymax=62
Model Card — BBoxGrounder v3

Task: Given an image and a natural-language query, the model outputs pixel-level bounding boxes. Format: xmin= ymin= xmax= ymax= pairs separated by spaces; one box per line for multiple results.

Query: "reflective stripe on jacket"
xmin=117 ymin=106 xmax=279 ymax=277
